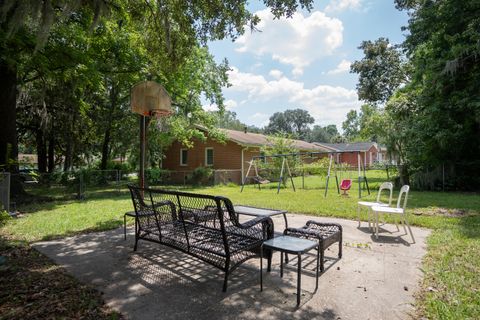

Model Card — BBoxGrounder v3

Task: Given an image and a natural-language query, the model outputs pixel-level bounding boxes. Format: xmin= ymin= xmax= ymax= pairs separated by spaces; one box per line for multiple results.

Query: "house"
xmin=313 ymin=142 xmax=380 ymax=168
xmin=162 ymin=128 xmax=328 ymax=184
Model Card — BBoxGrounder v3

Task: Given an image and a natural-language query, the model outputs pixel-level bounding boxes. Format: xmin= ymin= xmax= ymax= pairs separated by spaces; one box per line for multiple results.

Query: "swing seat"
xmin=340 ymin=179 xmax=352 ymax=196
xmin=253 ymin=176 xmax=270 ymax=184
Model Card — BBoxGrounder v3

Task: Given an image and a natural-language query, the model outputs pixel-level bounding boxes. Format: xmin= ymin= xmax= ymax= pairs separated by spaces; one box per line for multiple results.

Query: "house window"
xmin=180 ymin=149 xmax=188 ymax=166
xmin=205 ymin=148 xmax=214 ymax=166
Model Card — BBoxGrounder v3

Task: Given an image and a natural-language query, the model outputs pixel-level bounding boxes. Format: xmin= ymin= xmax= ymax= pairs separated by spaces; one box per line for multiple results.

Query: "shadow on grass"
xmin=457 ymin=215 xmax=480 ymax=239
xmin=39 ymin=219 xmax=124 ymax=242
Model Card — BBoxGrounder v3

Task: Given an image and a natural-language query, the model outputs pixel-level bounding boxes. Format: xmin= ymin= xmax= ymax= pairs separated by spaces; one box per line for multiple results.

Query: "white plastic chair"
xmin=357 ymin=182 xmax=393 ymax=228
xmin=372 ymin=185 xmax=415 ymax=243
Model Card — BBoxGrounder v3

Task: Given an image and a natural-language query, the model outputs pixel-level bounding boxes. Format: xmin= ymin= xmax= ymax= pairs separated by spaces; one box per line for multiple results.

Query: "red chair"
xmin=340 ymin=179 xmax=352 ymax=196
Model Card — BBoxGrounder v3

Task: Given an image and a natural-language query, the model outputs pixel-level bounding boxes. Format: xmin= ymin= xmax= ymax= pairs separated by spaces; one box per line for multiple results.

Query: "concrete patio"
xmin=33 ymin=214 xmax=430 ymax=320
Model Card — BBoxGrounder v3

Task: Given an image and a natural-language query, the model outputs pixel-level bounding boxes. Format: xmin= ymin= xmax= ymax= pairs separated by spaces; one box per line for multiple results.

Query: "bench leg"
xmin=124 ymin=214 xmax=127 ymax=240
xmin=133 ymin=218 xmax=139 ymax=251
xmin=223 ymin=271 xmax=229 ymax=292
xmin=320 ymin=243 xmax=325 ymax=273
xmin=338 ymin=236 xmax=343 ymax=259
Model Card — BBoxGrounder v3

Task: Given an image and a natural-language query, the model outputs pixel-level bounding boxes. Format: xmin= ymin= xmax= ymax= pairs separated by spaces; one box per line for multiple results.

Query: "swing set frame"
xmin=240 ymin=151 xmax=371 ymax=198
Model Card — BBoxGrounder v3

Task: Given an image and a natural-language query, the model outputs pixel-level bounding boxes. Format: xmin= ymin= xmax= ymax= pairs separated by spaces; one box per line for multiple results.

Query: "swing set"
xmin=240 ymin=155 xmax=296 ymax=194
xmin=240 ymin=151 xmax=370 ymax=198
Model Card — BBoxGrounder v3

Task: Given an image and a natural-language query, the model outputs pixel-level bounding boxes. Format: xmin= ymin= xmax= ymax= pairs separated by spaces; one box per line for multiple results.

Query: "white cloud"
xmin=250 ymin=113 xmax=270 ymax=127
xmin=202 ymin=99 xmax=237 ymax=112
xmin=325 ymin=0 xmax=362 ymax=13
xmin=236 ymin=9 xmax=343 ymax=75
xmin=269 ymin=69 xmax=283 ymax=79
xmin=327 ymin=59 xmax=351 ymax=75
xmin=202 ymin=103 xmax=219 ymax=112
xmin=224 ymin=99 xmax=237 ymax=110
xmin=251 ymin=112 xmax=268 ymax=119
xmin=227 ymin=67 xmax=361 ymax=127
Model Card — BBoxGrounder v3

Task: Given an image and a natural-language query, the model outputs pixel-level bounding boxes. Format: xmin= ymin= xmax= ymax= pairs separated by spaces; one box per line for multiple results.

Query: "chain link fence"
xmin=0 ymin=173 xmax=10 ymax=211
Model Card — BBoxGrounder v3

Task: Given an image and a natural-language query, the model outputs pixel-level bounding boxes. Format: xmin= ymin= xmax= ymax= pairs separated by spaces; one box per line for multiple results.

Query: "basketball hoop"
xmin=130 ymin=80 xmax=173 ymax=189
xmin=131 ymin=81 xmax=172 ymax=117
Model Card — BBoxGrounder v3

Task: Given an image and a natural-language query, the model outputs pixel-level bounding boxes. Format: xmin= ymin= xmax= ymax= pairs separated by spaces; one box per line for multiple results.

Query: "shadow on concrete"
xmin=357 ymin=225 xmax=413 ymax=246
xmin=35 ymin=231 xmax=337 ymax=320
xmin=33 ymin=215 xmax=432 ymax=320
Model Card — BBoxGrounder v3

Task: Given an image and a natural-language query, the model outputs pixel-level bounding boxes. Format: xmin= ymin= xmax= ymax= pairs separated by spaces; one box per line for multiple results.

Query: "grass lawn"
xmin=1 ymin=174 xmax=479 ymax=318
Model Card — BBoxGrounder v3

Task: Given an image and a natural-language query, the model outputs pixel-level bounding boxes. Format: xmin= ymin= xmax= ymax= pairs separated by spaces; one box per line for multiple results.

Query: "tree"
xmin=341 ymin=110 xmax=359 ymax=141
xmin=350 ymin=38 xmax=407 ymax=105
xmin=260 ymin=133 xmax=300 ymax=184
xmin=307 ymin=124 xmax=339 ymax=143
xmin=1 ymin=0 xmax=315 ymax=174
xmin=265 ymin=108 xmax=314 ymax=139
xmin=350 ymin=0 xmax=480 ymax=189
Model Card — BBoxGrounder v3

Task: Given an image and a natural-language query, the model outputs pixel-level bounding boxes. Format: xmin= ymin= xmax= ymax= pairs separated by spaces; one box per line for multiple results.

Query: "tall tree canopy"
xmin=0 ymin=0 xmax=314 ymax=178
xmin=265 ymin=108 xmax=314 ymax=139
xmin=350 ymin=0 xmax=480 ymax=189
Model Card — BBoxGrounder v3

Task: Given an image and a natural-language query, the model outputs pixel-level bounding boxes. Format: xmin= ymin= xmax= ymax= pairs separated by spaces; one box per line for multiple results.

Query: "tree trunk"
xmin=100 ymin=127 xmax=111 ymax=170
xmin=100 ymin=84 xmax=118 ymax=170
xmin=0 ymin=59 xmax=18 ymax=172
xmin=48 ymin=136 xmax=55 ymax=173
xmin=63 ymin=137 xmax=72 ymax=172
xmin=36 ymin=130 xmax=47 ymax=173
xmin=63 ymin=109 xmax=77 ymax=171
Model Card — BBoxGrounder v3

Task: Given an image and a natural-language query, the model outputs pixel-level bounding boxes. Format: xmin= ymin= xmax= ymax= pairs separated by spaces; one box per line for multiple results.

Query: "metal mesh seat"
xmin=128 ymin=185 xmax=274 ymax=292
xmin=284 ymin=220 xmax=342 ymax=272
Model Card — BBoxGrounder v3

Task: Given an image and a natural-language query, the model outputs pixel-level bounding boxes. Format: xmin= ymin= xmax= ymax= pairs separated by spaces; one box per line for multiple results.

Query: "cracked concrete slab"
xmin=33 ymin=214 xmax=430 ymax=320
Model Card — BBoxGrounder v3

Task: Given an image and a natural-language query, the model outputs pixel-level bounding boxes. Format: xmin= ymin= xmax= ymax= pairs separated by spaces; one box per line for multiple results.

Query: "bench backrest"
xmin=128 ymin=185 xmax=239 ymax=253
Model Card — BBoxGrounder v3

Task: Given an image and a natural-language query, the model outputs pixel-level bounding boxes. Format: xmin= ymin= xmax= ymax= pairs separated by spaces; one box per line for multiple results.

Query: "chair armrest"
xmin=306 ymin=220 xmax=343 ymax=232
xmin=235 ymin=216 xmax=274 ymax=240
xmin=152 ymin=200 xmax=177 ymax=220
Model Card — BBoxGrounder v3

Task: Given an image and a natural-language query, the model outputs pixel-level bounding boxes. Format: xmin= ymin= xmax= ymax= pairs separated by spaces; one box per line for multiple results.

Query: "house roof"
xmin=220 ymin=129 xmax=329 ymax=152
xmin=313 ymin=142 xmax=378 ymax=152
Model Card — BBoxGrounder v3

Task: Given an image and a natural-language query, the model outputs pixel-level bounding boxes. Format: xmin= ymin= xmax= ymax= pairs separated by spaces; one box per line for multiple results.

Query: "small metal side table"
xmin=260 ymin=236 xmax=319 ymax=307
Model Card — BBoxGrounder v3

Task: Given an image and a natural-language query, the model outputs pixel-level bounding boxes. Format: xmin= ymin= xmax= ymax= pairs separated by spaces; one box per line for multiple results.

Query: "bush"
xmin=0 ymin=210 xmax=12 ymax=226
xmin=104 ymin=161 xmax=133 ymax=173
xmin=187 ymin=167 xmax=213 ymax=186
xmin=302 ymin=157 xmax=331 ymax=176
xmin=145 ymin=168 xmax=171 ymax=185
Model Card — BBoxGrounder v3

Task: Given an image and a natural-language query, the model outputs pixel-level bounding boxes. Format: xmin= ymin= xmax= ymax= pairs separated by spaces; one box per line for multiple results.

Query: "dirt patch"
xmin=413 ymin=207 xmax=473 ymax=217
xmin=0 ymin=238 xmax=121 ymax=319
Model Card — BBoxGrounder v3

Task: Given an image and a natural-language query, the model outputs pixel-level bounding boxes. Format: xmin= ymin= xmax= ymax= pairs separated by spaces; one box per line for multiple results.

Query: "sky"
xmin=203 ymin=0 xmax=409 ymax=131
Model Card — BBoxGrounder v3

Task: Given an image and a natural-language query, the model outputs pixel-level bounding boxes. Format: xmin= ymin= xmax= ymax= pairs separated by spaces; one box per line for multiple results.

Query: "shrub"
xmin=302 ymin=157 xmax=331 ymax=176
xmin=145 ymin=168 xmax=171 ymax=185
xmin=104 ymin=161 xmax=133 ymax=173
xmin=0 ymin=210 xmax=12 ymax=226
xmin=187 ymin=167 xmax=213 ymax=186
xmin=259 ymin=134 xmax=300 ymax=181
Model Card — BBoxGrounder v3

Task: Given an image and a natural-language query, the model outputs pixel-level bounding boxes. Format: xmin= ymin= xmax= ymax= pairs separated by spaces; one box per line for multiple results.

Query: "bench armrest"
xmin=233 ymin=216 xmax=274 ymax=240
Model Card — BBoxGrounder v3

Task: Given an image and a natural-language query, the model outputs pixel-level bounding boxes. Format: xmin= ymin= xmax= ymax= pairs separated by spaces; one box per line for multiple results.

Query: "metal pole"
xmin=442 ymin=163 xmax=445 ymax=192
xmin=140 ymin=115 xmax=146 ymax=188
xmin=357 ymin=152 xmax=361 ymax=198
xmin=324 ymin=154 xmax=333 ymax=197
xmin=277 ymin=157 xmax=286 ymax=194
xmin=334 ymin=154 xmax=339 ymax=194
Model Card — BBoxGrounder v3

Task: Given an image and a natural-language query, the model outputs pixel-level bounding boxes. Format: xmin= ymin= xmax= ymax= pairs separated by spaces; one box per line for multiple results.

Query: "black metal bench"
xmin=128 ymin=185 xmax=274 ymax=292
